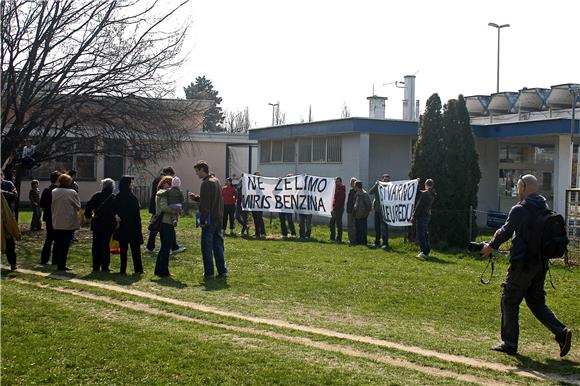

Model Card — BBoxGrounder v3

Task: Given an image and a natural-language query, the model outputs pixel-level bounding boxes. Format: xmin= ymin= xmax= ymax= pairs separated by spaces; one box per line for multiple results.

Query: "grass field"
xmin=2 ymin=210 xmax=579 ymax=385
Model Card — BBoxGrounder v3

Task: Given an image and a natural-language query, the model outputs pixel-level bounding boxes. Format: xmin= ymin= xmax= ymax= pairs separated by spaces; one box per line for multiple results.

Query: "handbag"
xmin=148 ymin=213 xmax=163 ymax=232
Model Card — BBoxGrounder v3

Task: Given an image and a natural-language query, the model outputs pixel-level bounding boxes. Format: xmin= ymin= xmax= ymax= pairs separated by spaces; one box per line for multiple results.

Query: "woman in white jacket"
xmin=51 ymin=173 xmax=80 ymax=271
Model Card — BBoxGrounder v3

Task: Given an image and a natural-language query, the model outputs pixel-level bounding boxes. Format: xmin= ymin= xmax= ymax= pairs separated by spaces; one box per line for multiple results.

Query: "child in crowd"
xmin=161 ymin=176 xmax=184 ymax=226
xmin=29 ymin=179 xmax=42 ymax=231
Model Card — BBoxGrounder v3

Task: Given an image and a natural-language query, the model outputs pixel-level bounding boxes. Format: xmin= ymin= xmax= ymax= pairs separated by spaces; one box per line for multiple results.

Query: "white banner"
xmin=241 ymin=174 xmax=335 ymax=217
xmin=378 ymin=179 xmax=419 ymax=227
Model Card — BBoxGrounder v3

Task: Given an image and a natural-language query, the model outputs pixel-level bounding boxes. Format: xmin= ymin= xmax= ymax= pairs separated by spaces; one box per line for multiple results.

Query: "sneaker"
xmin=9 ymin=265 xmax=17 ymax=271
xmin=229 ymin=230 xmax=235 ymax=236
xmin=417 ymin=252 xmax=428 ymax=258
xmin=290 ymin=234 xmax=296 ymax=239
xmin=558 ymin=328 xmax=572 ymax=357
xmin=144 ymin=247 xmax=155 ymax=254
xmin=171 ymin=247 xmax=186 ymax=255
xmin=491 ymin=343 xmax=517 ymax=355
xmin=381 ymin=245 xmax=390 ymax=250
xmin=281 ymin=235 xmax=288 ymax=239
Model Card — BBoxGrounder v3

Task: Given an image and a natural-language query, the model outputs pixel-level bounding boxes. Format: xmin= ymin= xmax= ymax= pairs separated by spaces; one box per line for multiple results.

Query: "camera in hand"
xmin=467 ymin=241 xmax=485 ymax=253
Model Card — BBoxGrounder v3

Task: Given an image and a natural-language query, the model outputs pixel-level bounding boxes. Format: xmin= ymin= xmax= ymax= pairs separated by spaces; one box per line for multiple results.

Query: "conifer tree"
xmin=409 ymin=93 xmax=481 ymax=247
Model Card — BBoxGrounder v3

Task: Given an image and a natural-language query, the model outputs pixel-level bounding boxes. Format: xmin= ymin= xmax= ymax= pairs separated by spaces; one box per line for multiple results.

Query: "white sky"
xmin=168 ymin=0 xmax=580 ymax=128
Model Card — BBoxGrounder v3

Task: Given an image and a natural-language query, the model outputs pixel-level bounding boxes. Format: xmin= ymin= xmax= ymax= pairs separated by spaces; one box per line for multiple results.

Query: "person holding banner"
xmin=353 ymin=181 xmax=372 ymax=245
xmin=329 ymin=177 xmax=346 ymax=243
xmin=190 ymin=161 xmax=228 ymax=279
xmin=235 ymin=180 xmax=249 ymax=236
xmin=251 ymin=171 xmax=267 ymax=239
xmin=346 ymin=177 xmax=358 ymax=245
xmin=369 ymin=174 xmax=391 ymax=249
xmin=412 ymin=178 xmax=436 ymax=258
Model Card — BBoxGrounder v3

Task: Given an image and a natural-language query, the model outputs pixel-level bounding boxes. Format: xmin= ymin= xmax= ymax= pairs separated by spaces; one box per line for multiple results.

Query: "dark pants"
xmin=30 ymin=206 xmax=42 ymax=231
xmin=201 ymin=221 xmax=227 ymax=277
xmin=147 ymin=220 xmax=179 ymax=251
xmin=416 ymin=214 xmax=430 ymax=255
xmin=41 ymin=221 xmax=57 ymax=264
xmin=91 ymin=230 xmax=113 ymax=271
xmin=279 ymin=213 xmax=296 ymax=237
xmin=120 ymin=240 xmax=143 ymax=274
xmin=347 ymin=213 xmax=357 ymax=244
xmin=223 ymin=205 xmax=236 ymax=231
xmin=500 ymin=258 xmax=567 ymax=351
xmin=154 ymin=223 xmax=173 ymax=277
xmin=53 ymin=229 xmax=74 ymax=270
xmin=252 ymin=211 xmax=266 ymax=237
xmin=236 ymin=204 xmax=248 ymax=234
xmin=374 ymin=211 xmax=389 ymax=246
xmin=299 ymin=214 xmax=312 ymax=239
xmin=5 ymin=237 xmax=16 ymax=268
xmin=355 ymin=218 xmax=367 ymax=245
xmin=330 ymin=208 xmax=344 ymax=242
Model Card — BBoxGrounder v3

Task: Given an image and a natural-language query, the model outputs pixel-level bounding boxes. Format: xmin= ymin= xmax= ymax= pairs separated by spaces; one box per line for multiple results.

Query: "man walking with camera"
xmin=481 ymin=174 xmax=571 ymax=357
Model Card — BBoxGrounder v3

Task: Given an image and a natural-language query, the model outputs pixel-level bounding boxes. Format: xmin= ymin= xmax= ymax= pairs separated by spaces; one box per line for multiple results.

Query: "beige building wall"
xmin=25 ymin=133 xmax=255 ymax=204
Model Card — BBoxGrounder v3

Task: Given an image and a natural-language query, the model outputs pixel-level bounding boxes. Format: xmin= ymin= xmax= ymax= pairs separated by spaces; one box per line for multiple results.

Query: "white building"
xmin=249 ymin=81 xmax=580 ymax=227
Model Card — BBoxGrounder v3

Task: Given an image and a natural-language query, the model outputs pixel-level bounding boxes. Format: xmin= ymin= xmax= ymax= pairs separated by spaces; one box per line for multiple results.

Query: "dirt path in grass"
xmin=6 ymin=268 xmax=580 ymax=385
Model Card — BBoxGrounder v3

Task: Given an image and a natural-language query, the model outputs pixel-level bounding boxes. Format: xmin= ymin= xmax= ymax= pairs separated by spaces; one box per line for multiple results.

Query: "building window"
xmin=298 ymin=138 xmax=312 ymax=162
xmin=327 ymin=136 xmax=342 ymax=163
xmin=30 ymin=141 xmax=95 ymax=181
xmin=312 ymin=137 xmax=326 ymax=162
xmin=283 ymin=139 xmax=296 ymax=162
xmin=271 ymin=140 xmax=283 ymax=162
xmin=260 ymin=141 xmax=271 ymax=163
xmin=104 ymin=139 xmax=125 ymax=180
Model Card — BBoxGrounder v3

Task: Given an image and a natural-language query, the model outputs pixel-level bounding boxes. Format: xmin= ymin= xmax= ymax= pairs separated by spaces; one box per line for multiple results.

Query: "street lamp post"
xmin=268 ymin=102 xmax=279 ymax=126
xmin=488 ymin=22 xmax=510 ymax=93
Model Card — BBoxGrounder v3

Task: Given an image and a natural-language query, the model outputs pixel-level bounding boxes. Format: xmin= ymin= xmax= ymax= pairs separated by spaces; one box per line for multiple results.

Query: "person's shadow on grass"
xmin=201 ymin=276 xmax=229 ymax=291
xmin=512 ymin=354 xmax=579 ymax=382
xmin=151 ymin=276 xmax=188 ymax=289
xmin=83 ymin=271 xmax=144 ymax=285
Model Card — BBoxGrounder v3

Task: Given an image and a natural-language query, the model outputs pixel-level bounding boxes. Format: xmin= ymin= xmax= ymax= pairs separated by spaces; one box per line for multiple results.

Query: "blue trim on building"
xmin=472 ymin=118 xmax=579 ymax=138
xmin=249 ymin=117 xmax=579 ymax=140
xmin=248 ymin=117 xmax=419 ymax=140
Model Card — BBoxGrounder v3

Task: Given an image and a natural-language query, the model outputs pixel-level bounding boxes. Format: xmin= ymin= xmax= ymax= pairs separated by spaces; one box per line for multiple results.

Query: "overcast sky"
xmin=168 ymin=0 xmax=580 ymax=128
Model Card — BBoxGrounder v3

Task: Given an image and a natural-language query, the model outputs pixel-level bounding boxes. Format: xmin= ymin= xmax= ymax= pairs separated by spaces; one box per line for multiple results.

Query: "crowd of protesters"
xmin=1 ymin=163 xmax=436 ymax=277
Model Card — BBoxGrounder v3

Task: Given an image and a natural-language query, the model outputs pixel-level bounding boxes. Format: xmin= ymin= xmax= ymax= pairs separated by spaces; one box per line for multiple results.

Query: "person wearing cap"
xmin=368 ymin=173 xmax=391 ymax=249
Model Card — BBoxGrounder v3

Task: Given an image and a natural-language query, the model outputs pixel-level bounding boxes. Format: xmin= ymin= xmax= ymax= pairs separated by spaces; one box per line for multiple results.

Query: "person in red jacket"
xmin=330 ymin=177 xmax=346 ymax=243
xmin=222 ymin=177 xmax=238 ymax=235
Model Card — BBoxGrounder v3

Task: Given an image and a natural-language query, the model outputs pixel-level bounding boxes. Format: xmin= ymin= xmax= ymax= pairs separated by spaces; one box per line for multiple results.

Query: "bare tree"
xmin=341 ymin=102 xmax=350 ymax=118
xmin=223 ymin=107 xmax=251 ymax=133
xmin=1 ymin=0 xmax=197 ymax=167
xmin=274 ymin=104 xmax=285 ymax=125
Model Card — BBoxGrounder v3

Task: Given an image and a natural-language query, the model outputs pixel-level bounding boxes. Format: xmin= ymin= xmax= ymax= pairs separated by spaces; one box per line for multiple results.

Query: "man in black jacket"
xmin=39 ymin=171 xmax=61 ymax=264
xmin=346 ymin=177 xmax=357 ymax=245
xmin=85 ymin=178 xmax=116 ymax=272
xmin=482 ymin=174 xmax=571 ymax=357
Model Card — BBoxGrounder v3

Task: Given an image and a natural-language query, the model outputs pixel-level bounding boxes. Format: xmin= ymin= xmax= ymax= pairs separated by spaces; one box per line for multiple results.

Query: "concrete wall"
xmin=475 ymin=138 xmax=500 ymax=227
xmin=368 ymin=134 xmax=413 ymax=185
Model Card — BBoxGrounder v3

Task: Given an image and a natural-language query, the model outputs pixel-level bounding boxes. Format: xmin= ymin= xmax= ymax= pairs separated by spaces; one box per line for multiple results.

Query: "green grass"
xmin=3 ymin=209 xmax=579 ymax=384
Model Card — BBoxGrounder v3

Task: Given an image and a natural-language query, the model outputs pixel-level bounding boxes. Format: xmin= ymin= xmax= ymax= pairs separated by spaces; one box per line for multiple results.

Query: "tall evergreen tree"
xmin=409 ymin=93 xmax=481 ymax=248
xmin=184 ymin=76 xmax=225 ymax=132
xmin=409 ymin=93 xmax=446 ymax=245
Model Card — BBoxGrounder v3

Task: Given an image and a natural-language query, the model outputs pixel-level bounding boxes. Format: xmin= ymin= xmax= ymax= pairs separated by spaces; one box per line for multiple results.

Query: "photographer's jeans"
xmin=416 ymin=214 xmax=430 ymax=255
xmin=500 ymin=258 xmax=567 ymax=351
xmin=201 ymin=222 xmax=228 ymax=277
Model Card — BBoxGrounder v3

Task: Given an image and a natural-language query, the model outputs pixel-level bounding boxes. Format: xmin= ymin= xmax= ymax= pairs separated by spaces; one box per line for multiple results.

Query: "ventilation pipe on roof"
xmin=367 ymin=95 xmax=388 ymax=119
xmin=401 ymin=75 xmax=417 ymax=121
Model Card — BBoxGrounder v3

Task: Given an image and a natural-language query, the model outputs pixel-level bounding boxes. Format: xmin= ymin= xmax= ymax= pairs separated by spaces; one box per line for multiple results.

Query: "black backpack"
xmin=523 ymin=202 xmax=569 ymax=260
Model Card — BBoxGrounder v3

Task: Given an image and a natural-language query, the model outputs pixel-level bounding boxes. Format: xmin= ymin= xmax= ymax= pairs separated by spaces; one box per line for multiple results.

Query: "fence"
xmin=565 ymin=189 xmax=580 ymax=266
